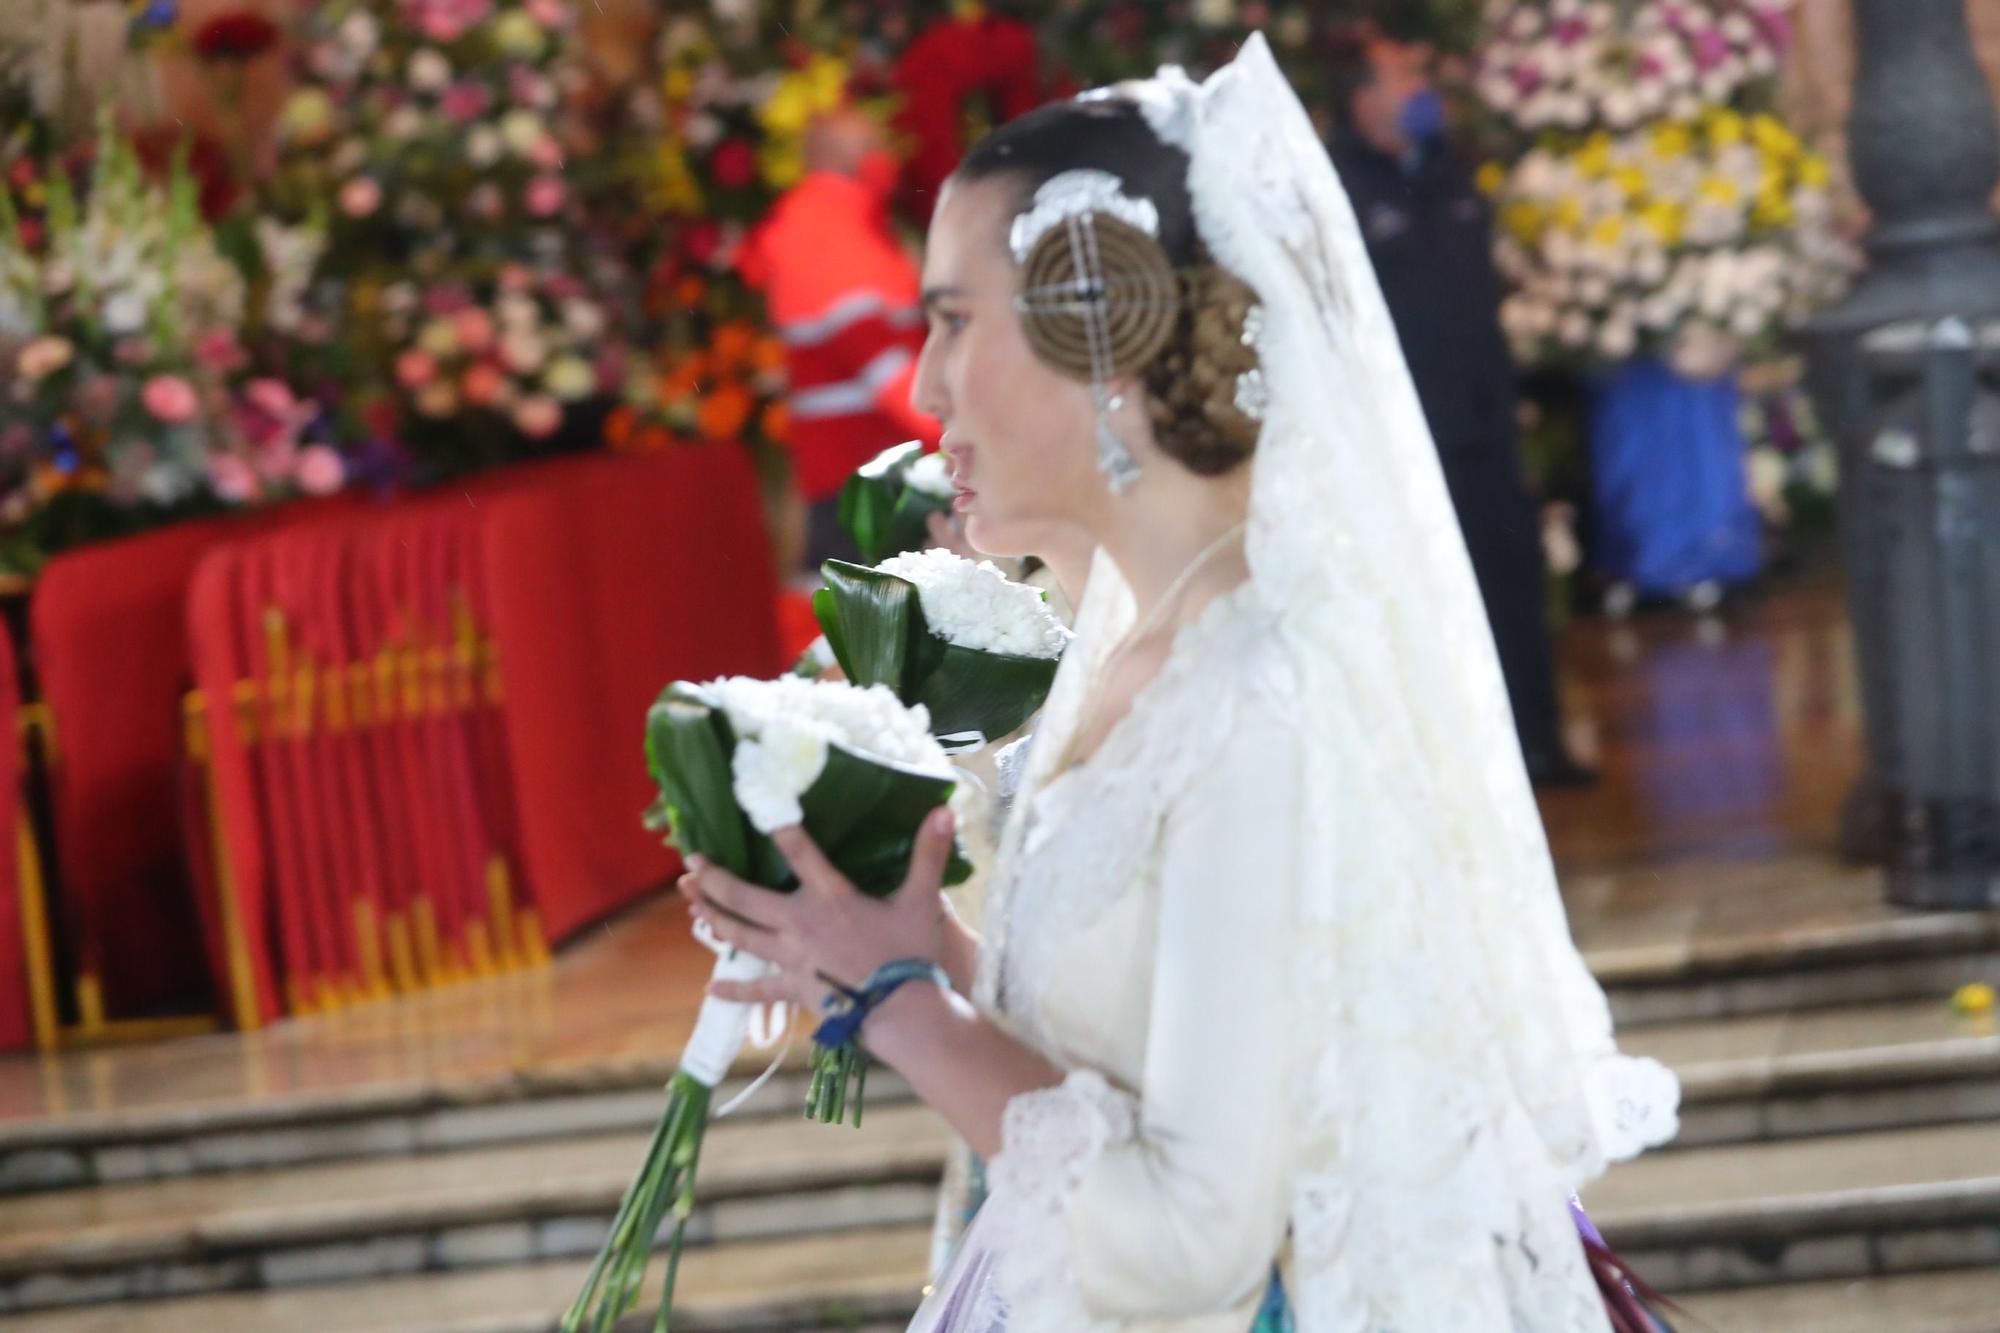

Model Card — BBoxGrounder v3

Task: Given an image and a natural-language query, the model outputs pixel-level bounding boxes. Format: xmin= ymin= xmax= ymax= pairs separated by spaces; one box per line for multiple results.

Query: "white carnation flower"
xmin=1746 ymin=446 xmax=1788 ymax=515
xmin=102 ymin=288 xmax=149 ymax=335
xmin=684 ymin=112 xmax=725 ymax=152
xmin=408 ymin=49 xmax=452 ymax=93
xmin=339 ymin=11 xmax=380 ymax=56
xmin=730 ymin=714 xmax=829 ymax=831
xmin=702 ymin=676 xmax=951 ymax=834
xmin=467 ymin=127 xmax=505 ymax=168
xmin=876 ymin=549 xmax=1071 ymax=660
xmin=562 ymin=299 xmax=606 ymax=341
xmin=903 ymin=449 xmax=956 ymax=499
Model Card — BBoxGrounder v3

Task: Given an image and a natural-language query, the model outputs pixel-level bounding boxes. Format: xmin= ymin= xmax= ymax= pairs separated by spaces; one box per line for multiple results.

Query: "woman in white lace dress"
xmin=685 ymin=38 xmax=1678 ymax=1332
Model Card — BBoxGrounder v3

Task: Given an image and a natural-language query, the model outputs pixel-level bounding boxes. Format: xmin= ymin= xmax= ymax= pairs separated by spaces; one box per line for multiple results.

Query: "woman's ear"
xmin=1105 ymin=374 xmax=1147 ymax=410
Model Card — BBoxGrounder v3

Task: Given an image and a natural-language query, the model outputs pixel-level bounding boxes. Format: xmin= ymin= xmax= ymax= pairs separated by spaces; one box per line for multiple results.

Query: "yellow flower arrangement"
xmin=1487 ymin=111 xmax=1852 ymax=368
xmin=754 ymin=55 xmax=851 ymax=191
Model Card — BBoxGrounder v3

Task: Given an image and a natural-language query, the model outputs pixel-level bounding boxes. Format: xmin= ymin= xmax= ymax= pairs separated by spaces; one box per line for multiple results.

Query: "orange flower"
xmin=712 ymin=322 xmax=756 ymax=367
xmin=637 ymin=424 xmax=674 ymax=454
xmin=752 ymin=336 xmax=788 ymax=374
xmin=696 ymin=382 xmax=755 ymax=441
xmin=760 ymin=401 xmax=791 ymax=443
xmin=674 ymin=275 xmax=707 ymax=308
xmin=605 ymin=404 xmax=637 ymax=450
xmin=663 ymin=359 xmax=704 ymax=398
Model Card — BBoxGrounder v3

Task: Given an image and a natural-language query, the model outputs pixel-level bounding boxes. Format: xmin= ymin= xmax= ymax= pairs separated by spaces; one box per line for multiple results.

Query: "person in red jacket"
xmin=740 ymin=108 xmax=940 ymax=570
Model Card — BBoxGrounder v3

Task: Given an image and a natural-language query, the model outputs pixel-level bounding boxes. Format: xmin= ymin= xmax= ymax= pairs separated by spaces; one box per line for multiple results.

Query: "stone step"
xmin=0 ymin=1103 xmax=951 ymax=1316
xmin=0 ymin=1223 xmax=933 ymax=1332
xmin=1623 ymin=997 xmax=2000 ymax=1147
xmin=16 ymin=1127 xmax=2000 ymax=1333
xmin=5 ymin=991 xmax=1988 ymax=1208
xmin=1574 ymin=859 xmax=2000 ymax=1027
xmin=7 ymin=1096 xmax=1999 ymax=1319
xmin=1678 ymin=1267 xmax=2000 ymax=1333
xmin=0 ymin=1049 xmax=915 ymax=1198
xmin=1680 ymin=1264 xmax=2000 ymax=1328
xmin=1587 ymin=1118 xmax=2000 ymax=1293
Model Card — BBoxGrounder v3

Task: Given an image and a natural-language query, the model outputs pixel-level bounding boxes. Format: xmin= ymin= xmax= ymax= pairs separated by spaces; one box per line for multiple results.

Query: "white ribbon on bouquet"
xmin=678 ymin=917 xmax=794 ymax=1119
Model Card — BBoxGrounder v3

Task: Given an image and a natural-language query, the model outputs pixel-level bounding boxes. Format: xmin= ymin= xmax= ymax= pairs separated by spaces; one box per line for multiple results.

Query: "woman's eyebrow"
xmin=920 ymin=285 xmax=965 ymax=310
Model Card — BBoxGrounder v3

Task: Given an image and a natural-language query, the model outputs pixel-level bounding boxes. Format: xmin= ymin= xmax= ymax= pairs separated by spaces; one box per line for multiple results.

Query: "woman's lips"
xmin=945 ymin=447 xmax=974 ymax=511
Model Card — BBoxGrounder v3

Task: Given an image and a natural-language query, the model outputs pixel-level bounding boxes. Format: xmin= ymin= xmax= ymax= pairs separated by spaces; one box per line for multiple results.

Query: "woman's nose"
xmin=911 ymin=337 xmax=949 ymax=421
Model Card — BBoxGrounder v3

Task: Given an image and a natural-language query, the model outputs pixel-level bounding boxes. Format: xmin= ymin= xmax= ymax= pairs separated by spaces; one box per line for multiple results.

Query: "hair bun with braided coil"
xmin=1013 ymin=214 xmax=1182 ymax=383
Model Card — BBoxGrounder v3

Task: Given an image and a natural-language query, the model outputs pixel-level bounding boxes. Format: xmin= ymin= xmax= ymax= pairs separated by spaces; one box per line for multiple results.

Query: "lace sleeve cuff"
xmin=979 ymin=1069 xmax=1137 ymax=1332
xmin=1587 ymin=1053 xmax=1681 ymax=1162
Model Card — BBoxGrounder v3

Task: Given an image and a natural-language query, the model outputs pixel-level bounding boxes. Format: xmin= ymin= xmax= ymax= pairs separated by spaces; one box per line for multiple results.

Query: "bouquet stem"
xmin=807 ymin=1039 xmax=868 ymax=1128
xmin=562 ymin=1070 xmax=710 ymax=1333
xmin=562 ymin=946 xmax=775 ymax=1333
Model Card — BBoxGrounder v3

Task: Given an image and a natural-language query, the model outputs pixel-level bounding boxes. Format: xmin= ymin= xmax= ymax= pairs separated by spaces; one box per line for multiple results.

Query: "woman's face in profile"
xmin=912 ymin=174 xmax=1102 ymax=559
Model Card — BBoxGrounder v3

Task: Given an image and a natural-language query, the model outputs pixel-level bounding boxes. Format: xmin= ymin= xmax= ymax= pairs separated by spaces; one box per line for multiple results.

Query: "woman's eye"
xmin=933 ymin=311 xmax=968 ymax=335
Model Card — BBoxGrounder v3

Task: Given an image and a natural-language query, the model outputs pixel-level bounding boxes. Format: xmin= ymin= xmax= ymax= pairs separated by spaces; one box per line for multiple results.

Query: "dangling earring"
xmin=1095 ymin=387 xmax=1142 ymax=494
xmin=1009 ymin=170 xmax=1182 ymax=496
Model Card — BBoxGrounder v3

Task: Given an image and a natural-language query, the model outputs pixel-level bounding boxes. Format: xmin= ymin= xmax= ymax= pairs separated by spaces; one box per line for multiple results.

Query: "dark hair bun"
xmin=1144 ymin=253 xmax=1263 ymax=476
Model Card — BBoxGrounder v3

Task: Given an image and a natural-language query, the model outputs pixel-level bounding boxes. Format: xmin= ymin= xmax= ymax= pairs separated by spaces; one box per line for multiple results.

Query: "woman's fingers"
xmin=689 ymin=855 xmax=792 ymax=932
xmin=771 ymin=825 xmax=855 ymax=900
xmin=707 ymin=974 xmax=795 ymax=1007
xmin=899 ymin=806 xmax=957 ymax=899
xmin=691 ymin=898 xmax=772 ymax=954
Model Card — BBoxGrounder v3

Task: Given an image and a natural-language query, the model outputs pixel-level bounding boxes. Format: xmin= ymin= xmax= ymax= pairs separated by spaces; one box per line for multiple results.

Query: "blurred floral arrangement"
xmin=1738 ymin=358 xmax=1836 ymax=529
xmin=266 ymin=0 xmax=621 ymax=473
xmin=1488 ymin=107 xmax=1851 ymax=371
xmin=609 ymin=315 xmax=790 ymax=459
xmin=1476 ymin=0 xmax=1789 ymax=133
xmin=0 ymin=128 xmax=341 ymax=573
xmin=600 ymin=14 xmax=874 ymax=480
xmin=1477 ymin=0 xmax=1854 ymax=373
xmin=0 ymin=0 xmax=1531 ymax=576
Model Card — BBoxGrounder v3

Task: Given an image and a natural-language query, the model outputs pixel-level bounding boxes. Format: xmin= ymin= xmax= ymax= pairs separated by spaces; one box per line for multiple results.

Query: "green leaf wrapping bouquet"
xmin=836 ymin=439 xmax=957 ymax=564
xmin=815 ymin=548 xmax=1071 ymax=747
xmin=566 ymin=675 xmax=970 ymax=1333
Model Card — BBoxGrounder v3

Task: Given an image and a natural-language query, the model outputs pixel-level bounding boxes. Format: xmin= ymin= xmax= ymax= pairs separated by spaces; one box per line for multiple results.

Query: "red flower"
xmin=192 ymin=11 xmax=281 ymax=62
xmin=682 ymin=220 xmax=722 ymax=268
xmin=130 ymin=129 xmax=239 ymax=221
xmin=711 ymin=139 xmax=758 ymax=190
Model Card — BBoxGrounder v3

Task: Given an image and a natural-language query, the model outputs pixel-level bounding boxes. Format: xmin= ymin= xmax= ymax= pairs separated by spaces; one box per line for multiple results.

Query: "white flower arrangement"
xmin=700 ymin=675 xmax=952 ymax=832
xmin=877 ymin=548 xmax=1071 ymax=660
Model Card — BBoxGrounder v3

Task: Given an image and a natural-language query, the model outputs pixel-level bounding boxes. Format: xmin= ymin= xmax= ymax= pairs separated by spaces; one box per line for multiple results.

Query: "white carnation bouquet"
xmin=837 ymin=439 xmax=957 ymax=563
xmin=565 ymin=675 xmax=970 ymax=1333
xmin=815 ymin=547 xmax=1071 ymax=748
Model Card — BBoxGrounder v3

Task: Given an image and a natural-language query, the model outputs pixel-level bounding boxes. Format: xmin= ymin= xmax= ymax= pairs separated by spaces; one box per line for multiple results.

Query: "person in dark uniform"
xmin=1327 ymin=31 xmax=1595 ymax=788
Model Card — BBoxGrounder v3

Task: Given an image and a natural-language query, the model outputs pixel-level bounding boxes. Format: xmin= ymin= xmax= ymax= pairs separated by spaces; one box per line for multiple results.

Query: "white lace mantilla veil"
xmin=988 ymin=34 xmax=1679 ymax=1329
